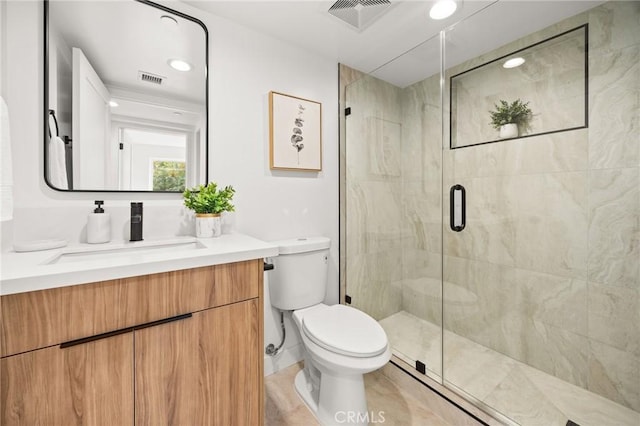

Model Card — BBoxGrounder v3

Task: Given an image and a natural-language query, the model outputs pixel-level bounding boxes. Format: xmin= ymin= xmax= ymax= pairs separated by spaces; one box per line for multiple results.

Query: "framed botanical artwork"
xmin=269 ymin=91 xmax=322 ymax=171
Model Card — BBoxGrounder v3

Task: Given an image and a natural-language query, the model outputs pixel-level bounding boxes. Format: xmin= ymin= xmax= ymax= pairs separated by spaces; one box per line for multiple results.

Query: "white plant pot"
xmin=195 ymin=214 xmax=222 ymax=238
xmin=499 ymin=123 xmax=519 ymax=139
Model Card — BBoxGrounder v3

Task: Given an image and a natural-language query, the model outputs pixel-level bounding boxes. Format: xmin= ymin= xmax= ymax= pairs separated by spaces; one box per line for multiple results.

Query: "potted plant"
xmin=183 ymin=182 xmax=235 ymax=238
xmin=489 ymin=99 xmax=533 ymax=139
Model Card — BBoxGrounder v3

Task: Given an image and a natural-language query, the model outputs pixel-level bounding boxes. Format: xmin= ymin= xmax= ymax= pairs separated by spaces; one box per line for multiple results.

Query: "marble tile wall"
xmin=585 ymin=2 xmax=639 ymax=410
xmin=441 ymin=1 xmax=640 ymax=412
xmin=342 ymin=0 xmax=638 ymax=414
xmin=343 ymin=56 xmax=444 ymax=327
xmin=398 ymin=68 xmax=443 ymax=327
xmin=344 ymin=73 xmax=405 ymax=320
xmin=452 ymin=27 xmax=586 ymax=147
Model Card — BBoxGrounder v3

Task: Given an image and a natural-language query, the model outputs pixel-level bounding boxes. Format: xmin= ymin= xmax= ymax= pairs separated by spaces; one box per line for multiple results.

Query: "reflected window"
xmin=152 ymin=160 xmax=186 ymax=192
xmin=119 ymin=127 xmax=188 ymax=191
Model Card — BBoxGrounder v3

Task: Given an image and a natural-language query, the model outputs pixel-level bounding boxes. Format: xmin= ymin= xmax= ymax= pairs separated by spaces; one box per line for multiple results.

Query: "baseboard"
xmin=264 ymin=343 xmax=304 ymax=377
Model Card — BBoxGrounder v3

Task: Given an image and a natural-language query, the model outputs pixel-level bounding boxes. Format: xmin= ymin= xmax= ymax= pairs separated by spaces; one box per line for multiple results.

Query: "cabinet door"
xmin=135 ymin=300 xmax=261 ymax=425
xmin=1 ymin=333 xmax=133 ymax=425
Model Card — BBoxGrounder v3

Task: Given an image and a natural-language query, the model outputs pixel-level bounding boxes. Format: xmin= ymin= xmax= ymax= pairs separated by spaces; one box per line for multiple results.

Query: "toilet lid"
xmin=302 ymin=305 xmax=388 ymax=358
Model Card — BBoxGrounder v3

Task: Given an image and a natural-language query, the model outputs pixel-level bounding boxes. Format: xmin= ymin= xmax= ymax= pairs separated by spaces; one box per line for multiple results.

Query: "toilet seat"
xmin=301 ymin=304 xmax=387 ymax=358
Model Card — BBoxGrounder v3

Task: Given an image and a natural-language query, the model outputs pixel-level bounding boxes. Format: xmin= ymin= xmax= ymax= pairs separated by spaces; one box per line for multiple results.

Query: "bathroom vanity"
xmin=0 ymin=234 xmax=277 ymax=425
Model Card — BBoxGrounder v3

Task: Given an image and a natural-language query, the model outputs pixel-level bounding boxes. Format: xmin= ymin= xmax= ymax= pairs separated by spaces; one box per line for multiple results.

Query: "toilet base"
xmin=294 ymin=368 xmax=319 ymax=414
xmin=294 ymin=367 xmax=370 ymax=426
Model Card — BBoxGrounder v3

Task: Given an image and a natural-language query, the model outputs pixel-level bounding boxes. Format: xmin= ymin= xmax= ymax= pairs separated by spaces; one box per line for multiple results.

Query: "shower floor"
xmin=379 ymin=311 xmax=639 ymax=426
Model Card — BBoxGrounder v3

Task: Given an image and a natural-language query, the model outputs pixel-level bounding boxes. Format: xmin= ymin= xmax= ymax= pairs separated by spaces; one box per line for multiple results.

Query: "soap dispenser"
xmin=87 ymin=200 xmax=111 ymax=244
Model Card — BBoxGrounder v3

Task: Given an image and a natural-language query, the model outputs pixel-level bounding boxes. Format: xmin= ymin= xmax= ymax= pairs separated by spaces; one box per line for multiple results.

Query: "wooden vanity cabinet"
xmin=135 ymin=299 xmax=261 ymax=425
xmin=0 ymin=259 xmax=264 ymax=426
xmin=1 ymin=332 xmax=134 ymax=425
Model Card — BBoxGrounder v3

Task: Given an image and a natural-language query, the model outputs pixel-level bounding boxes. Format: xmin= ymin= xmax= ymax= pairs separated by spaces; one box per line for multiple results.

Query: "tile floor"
xmin=265 ymin=362 xmax=483 ymax=426
xmin=380 ymin=311 xmax=640 ymax=426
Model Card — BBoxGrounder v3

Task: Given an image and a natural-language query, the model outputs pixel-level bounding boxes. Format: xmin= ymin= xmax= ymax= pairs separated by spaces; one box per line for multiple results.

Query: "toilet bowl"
xmin=269 ymin=237 xmax=390 ymax=426
xmin=293 ymin=304 xmax=391 ymax=426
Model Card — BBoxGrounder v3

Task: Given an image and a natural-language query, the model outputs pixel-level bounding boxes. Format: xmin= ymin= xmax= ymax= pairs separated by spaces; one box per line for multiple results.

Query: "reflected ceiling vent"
xmin=328 ymin=0 xmax=393 ymax=32
xmin=137 ymin=71 xmax=165 ymax=85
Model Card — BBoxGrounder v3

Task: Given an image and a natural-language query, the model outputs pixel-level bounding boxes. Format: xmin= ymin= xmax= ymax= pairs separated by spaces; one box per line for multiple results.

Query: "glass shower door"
xmin=343 ymin=1 xmax=638 ymax=424
xmin=344 ymin=34 xmax=444 ymax=381
xmin=441 ymin=2 xmax=640 ymax=425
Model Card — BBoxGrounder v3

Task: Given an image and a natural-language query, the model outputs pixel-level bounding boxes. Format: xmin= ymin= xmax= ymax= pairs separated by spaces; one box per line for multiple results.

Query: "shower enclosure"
xmin=341 ymin=2 xmax=639 ymax=425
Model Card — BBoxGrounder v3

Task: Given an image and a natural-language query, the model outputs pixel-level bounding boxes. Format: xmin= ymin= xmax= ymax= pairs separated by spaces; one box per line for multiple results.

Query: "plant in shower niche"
xmin=489 ymin=99 xmax=533 ymax=139
xmin=291 ymin=103 xmax=306 ymax=163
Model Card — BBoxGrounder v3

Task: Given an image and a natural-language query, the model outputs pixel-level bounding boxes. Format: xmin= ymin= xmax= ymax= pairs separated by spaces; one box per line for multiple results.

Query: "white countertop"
xmin=0 ymin=233 xmax=279 ymax=296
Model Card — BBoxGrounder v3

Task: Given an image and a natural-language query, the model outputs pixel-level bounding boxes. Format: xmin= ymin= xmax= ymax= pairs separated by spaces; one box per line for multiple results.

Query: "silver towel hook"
xmin=48 ymin=109 xmax=59 ymax=138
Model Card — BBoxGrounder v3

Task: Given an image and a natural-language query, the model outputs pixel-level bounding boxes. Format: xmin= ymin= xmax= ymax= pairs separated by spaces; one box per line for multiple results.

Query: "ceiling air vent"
xmin=328 ymin=0 xmax=393 ymax=32
xmin=137 ymin=71 xmax=165 ymax=85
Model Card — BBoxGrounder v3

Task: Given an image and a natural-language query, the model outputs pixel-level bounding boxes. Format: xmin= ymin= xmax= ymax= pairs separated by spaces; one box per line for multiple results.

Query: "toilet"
xmin=269 ymin=237 xmax=391 ymax=426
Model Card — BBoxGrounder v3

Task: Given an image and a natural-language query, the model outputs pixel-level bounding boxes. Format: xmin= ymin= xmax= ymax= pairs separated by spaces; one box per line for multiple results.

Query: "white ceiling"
xmin=186 ymin=0 xmax=604 ymax=87
xmin=185 ymin=0 xmax=493 ymax=73
xmin=50 ymin=0 xmax=207 ymax=104
xmin=49 ymin=0 xmax=605 ymax=103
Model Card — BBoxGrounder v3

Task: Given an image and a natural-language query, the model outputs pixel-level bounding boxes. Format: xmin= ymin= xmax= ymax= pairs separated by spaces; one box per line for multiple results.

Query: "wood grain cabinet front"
xmin=135 ymin=299 xmax=261 ymax=425
xmin=1 ymin=333 xmax=134 ymax=425
xmin=0 ymin=259 xmax=264 ymax=426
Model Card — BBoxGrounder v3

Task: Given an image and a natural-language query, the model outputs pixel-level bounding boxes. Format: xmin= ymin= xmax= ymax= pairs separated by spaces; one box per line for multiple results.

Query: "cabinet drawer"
xmin=1 ymin=332 xmax=133 ymax=425
xmin=0 ymin=259 xmax=261 ymax=357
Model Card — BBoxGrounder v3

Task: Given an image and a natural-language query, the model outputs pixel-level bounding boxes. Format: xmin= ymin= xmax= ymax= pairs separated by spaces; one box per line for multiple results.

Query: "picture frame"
xmin=269 ymin=91 xmax=322 ymax=171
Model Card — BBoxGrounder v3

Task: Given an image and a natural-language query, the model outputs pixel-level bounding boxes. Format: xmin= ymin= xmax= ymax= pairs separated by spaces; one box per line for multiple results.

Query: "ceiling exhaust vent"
xmin=137 ymin=71 xmax=165 ymax=85
xmin=328 ymin=0 xmax=393 ymax=32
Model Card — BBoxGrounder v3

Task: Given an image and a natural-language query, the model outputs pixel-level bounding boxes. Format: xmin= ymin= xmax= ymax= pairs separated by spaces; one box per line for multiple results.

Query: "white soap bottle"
xmin=87 ymin=200 xmax=111 ymax=244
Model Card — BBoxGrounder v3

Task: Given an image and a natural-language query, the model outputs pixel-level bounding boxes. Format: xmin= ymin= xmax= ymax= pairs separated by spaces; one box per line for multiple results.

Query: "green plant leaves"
xmin=489 ymin=99 xmax=532 ymax=130
xmin=183 ymin=182 xmax=235 ymax=214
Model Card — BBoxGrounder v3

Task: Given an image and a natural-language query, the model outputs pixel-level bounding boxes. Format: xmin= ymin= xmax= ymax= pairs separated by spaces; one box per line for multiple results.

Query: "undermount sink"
xmin=47 ymin=239 xmax=206 ymax=265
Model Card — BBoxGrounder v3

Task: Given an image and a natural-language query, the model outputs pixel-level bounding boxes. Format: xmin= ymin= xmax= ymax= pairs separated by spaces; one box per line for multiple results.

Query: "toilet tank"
xmin=269 ymin=237 xmax=330 ymax=311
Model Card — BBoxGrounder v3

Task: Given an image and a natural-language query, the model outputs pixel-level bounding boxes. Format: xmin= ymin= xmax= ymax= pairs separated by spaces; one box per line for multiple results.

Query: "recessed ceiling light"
xmin=160 ymin=15 xmax=178 ymax=26
xmin=109 ymin=100 xmax=119 ymax=107
xmin=503 ymin=57 xmax=525 ymax=68
xmin=429 ymin=0 xmax=457 ymax=20
xmin=168 ymin=59 xmax=192 ymax=72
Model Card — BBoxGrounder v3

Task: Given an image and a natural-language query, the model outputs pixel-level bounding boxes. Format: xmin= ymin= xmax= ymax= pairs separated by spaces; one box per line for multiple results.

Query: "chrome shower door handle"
xmin=450 ymin=184 xmax=466 ymax=232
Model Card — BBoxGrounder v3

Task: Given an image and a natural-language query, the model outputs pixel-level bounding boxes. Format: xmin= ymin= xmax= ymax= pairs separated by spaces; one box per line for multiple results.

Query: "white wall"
xmin=0 ymin=0 xmax=5 ymax=94
xmin=1 ymin=0 xmax=339 ymax=374
xmin=0 ymin=0 xmax=10 ymax=250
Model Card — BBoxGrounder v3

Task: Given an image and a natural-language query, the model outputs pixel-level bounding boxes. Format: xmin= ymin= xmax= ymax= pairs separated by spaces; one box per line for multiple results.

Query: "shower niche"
xmin=450 ymin=24 xmax=588 ymax=149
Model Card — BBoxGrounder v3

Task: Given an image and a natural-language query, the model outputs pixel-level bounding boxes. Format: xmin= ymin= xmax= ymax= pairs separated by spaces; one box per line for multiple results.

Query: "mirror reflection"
xmin=45 ymin=0 xmax=208 ymax=192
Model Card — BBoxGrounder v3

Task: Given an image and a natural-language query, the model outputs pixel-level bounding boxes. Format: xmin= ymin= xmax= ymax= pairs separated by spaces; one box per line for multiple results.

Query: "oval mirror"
xmin=44 ymin=0 xmax=208 ymax=192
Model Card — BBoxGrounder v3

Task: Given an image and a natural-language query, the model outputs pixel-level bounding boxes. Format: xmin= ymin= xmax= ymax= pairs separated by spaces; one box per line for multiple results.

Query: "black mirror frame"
xmin=43 ymin=0 xmax=209 ymax=192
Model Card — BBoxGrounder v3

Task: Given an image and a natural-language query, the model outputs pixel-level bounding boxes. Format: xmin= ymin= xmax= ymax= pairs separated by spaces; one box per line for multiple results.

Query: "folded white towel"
xmin=0 ymin=95 xmax=13 ymax=221
xmin=48 ymin=135 xmax=69 ymax=190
